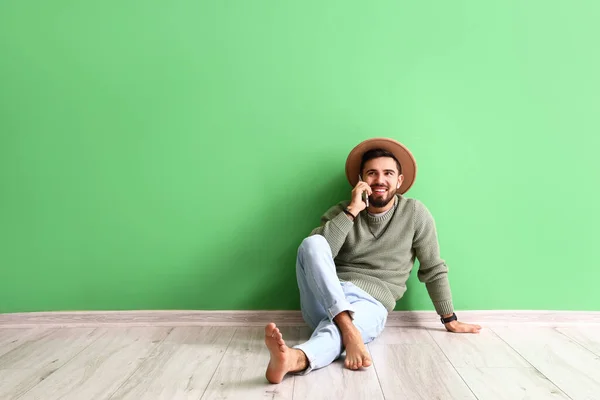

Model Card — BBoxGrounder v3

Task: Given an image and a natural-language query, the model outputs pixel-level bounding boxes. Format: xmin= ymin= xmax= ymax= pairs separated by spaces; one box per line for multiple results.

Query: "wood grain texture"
xmin=200 ymin=326 xmax=301 ymax=400
xmin=429 ymin=327 xmax=569 ymax=399
xmin=0 ymin=328 xmax=102 ymax=400
xmin=0 ymin=328 xmax=55 ymax=358
xmin=293 ymin=359 xmax=385 ymax=400
xmin=1 ymin=323 xmax=599 ymax=400
xmin=293 ymin=327 xmax=384 ymax=400
xmin=108 ymin=327 xmax=236 ymax=400
xmin=556 ymin=326 xmax=600 ymax=356
xmin=2 ymin=310 xmax=600 ymax=328
xmin=368 ymin=327 xmax=476 ymax=399
xmin=494 ymin=326 xmax=600 ymax=400
xmin=428 ymin=327 xmax=530 ymax=368
xmin=454 ymin=367 xmax=570 ymax=400
xmin=18 ymin=327 xmax=171 ymax=400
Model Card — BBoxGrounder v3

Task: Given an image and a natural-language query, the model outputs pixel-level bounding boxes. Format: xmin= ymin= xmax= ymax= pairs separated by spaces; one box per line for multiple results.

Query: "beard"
xmin=369 ymin=186 xmax=397 ymax=208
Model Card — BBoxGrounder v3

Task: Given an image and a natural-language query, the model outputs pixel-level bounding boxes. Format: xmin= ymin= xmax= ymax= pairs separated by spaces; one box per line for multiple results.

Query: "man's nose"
xmin=373 ymin=175 xmax=385 ymax=185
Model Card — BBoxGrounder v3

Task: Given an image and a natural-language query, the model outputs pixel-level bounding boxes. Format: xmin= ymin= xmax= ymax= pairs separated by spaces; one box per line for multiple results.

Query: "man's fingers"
xmin=361 ymin=182 xmax=372 ymax=194
xmin=447 ymin=322 xmax=482 ymax=334
xmin=464 ymin=323 xmax=481 ymax=333
xmin=353 ymin=182 xmax=369 ymax=195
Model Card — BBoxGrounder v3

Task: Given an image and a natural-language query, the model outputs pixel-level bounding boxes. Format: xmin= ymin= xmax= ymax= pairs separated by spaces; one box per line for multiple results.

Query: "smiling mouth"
xmin=372 ymin=187 xmax=387 ymax=195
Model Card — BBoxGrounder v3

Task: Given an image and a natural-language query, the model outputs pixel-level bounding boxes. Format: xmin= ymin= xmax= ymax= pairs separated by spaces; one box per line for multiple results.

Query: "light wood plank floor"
xmin=1 ymin=324 xmax=599 ymax=400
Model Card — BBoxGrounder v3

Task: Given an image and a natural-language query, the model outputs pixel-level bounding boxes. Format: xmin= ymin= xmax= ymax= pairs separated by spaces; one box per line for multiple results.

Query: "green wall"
xmin=1 ymin=1 xmax=599 ymax=313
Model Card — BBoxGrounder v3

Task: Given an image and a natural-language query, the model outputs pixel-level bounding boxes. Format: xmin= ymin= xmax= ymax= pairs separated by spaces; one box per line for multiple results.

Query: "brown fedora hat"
xmin=345 ymin=138 xmax=417 ymax=194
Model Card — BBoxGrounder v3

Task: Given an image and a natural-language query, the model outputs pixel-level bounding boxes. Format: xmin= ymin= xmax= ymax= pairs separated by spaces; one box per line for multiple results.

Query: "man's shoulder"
xmin=395 ymin=196 xmax=434 ymax=225
xmin=396 ymin=195 xmax=419 ymax=212
xmin=400 ymin=195 xmax=428 ymax=211
xmin=409 ymin=198 xmax=437 ymax=226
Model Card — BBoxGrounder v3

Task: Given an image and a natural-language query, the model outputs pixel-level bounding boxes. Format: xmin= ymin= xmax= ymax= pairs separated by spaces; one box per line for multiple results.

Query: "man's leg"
xmin=294 ymin=235 xmax=356 ymax=329
xmin=265 ymin=285 xmax=388 ymax=383
xmin=266 ymin=234 xmax=351 ymax=383
xmin=293 ymin=235 xmax=381 ymax=370
xmin=265 ymin=235 xmax=388 ymax=382
xmin=293 ymin=281 xmax=388 ymax=373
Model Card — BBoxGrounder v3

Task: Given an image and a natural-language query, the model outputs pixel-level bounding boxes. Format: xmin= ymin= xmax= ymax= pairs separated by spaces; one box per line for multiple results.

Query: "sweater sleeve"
xmin=310 ymin=202 xmax=354 ymax=258
xmin=413 ymin=200 xmax=455 ymax=315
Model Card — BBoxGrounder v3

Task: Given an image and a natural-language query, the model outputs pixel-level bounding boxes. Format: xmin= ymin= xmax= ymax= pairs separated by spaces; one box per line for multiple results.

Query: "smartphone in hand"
xmin=358 ymin=175 xmax=369 ymax=207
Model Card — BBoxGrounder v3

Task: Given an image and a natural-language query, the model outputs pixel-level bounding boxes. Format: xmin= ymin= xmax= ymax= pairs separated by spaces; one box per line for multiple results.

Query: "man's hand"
xmin=444 ymin=319 xmax=482 ymax=334
xmin=347 ymin=181 xmax=372 ymax=216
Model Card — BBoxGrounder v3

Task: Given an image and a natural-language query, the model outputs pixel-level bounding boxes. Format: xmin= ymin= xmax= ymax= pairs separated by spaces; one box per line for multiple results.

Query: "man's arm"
xmin=310 ymin=202 xmax=354 ymax=258
xmin=413 ymin=200 xmax=481 ymax=333
xmin=413 ymin=200 xmax=454 ymax=315
xmin=310 ymin=180 xmax=371 ymax=258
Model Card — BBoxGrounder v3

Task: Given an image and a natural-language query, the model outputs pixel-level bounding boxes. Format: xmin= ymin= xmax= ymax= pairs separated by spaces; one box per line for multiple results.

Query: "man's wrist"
xmin=343 ymin=207 xmax=356 ymax=220
xmin=440 ymin=312 xmax=458 ymax=324
xmin=346 ymin=204 xmax=361 ymax=216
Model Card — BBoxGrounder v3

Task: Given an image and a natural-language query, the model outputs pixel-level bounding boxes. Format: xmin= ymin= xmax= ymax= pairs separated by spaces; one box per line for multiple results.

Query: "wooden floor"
xmin=1 ymin=324 xmax=599 ymax=400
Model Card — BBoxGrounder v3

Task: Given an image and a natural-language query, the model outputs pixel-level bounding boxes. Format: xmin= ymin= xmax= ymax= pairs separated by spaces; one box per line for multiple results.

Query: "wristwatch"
xmin=440 ymin=313 xmax=457 ymax=324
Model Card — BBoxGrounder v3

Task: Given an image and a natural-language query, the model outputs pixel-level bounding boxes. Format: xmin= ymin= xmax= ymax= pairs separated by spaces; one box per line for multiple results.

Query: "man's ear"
xmin=397 ymin=174 xmax=404 ymax=189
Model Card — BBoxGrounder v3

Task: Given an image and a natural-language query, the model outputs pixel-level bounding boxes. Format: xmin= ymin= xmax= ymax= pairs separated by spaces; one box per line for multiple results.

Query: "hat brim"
xmin=345 ymin=138 xmax=417 ymax=194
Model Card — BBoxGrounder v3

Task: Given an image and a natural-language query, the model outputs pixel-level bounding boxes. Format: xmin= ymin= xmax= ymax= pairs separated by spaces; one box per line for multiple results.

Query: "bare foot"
xmin=342 ymin=326 xmax=372 ymax=370
xmin=265 ymin=323 xmax=308 ymax=384
xmin=333 ymin=311 xmax=372 ymax=370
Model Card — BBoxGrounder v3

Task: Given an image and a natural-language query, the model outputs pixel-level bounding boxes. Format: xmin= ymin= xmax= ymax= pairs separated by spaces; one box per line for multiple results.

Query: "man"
xmin=264 ymin=138 xmax=482 ymax=384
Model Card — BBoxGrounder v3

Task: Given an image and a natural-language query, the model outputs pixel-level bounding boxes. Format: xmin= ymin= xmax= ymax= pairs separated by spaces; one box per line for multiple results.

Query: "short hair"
xmin=360 ymin=148 xmax=402 ymax=174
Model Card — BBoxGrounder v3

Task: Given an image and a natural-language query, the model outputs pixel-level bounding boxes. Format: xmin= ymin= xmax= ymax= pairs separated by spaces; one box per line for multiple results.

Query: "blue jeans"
xmin=292 ymin=235 xmax=388 ymax=373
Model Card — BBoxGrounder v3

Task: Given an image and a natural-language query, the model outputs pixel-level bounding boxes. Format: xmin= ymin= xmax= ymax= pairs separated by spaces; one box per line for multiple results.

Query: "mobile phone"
xmin=358 ymin=175 xmax=369 ymax=207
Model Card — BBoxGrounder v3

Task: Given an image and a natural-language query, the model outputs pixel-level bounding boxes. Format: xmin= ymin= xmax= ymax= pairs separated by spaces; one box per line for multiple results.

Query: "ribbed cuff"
xmin=331 ymin=210 xmax=354 ymax=234
xmin=433 ymin=299 xmax=454 ymax=316
xmin=425 ymin=278 xmax=454 ymax=315
xmin=319 ymin=211 xmax=354 ymax=254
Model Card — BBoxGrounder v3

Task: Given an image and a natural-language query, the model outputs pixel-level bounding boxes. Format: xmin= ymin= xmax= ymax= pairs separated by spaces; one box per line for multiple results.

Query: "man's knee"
xmin=298 ymin=235 xmax=330 ymax=260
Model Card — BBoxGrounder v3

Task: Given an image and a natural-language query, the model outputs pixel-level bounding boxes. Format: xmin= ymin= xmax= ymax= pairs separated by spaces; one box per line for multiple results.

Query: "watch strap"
xmin=440 ymin=313 xmax=458 ymax=324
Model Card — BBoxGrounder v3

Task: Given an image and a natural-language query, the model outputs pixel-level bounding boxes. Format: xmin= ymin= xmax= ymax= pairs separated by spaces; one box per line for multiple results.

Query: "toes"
xmin=265 ymin=323 xmax=276 ymax=337
xmin=345 ymin=354 xmax=372 ymax=370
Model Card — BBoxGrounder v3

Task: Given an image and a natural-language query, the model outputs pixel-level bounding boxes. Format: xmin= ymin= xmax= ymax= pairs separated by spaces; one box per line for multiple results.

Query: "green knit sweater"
xmin=310 ymin=194 xmax=454 ymax=315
